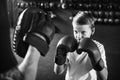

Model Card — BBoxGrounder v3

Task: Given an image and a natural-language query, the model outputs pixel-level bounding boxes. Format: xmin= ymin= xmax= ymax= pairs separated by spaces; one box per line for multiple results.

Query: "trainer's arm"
xmin=18 ymin=45 xmax=41 ymax=80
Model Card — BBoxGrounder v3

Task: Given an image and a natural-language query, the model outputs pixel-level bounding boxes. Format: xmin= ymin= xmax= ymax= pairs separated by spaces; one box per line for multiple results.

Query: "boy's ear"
xmin=91 ymin=27 xmax=95 ymax=35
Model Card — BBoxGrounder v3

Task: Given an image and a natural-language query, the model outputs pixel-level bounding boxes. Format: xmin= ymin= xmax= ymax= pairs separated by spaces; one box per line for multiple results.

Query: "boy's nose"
xmin=77 ymin=33 xmax=82 ymax=38
xmin=77 ymin=33 xmax=82 ymax=41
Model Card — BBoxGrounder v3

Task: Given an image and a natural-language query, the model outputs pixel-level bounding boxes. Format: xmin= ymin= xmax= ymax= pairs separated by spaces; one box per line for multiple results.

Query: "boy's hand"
xmin=76 ymin=38 xmax=104 ymax=71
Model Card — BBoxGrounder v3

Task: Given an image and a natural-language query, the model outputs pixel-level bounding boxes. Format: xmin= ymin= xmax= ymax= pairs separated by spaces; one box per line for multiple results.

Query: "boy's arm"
xmin=54 ymin=58 xmax=69 ymax=75
xmin=54 ymin=35 xmax=77 ymax=75
xmin=54 ymin=63 xmax=66 ymax=75
xmin=76 ymin=38 xmax=108 ymax=80
xmin=96 ymin=44 xmax=108 ymax=80
xmin=96 ymin=67 xmax=108 ymax=80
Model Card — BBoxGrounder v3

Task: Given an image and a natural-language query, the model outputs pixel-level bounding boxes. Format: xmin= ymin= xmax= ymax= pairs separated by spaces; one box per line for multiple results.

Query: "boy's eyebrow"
xmin=73 ymin=29 xmax=77 ymax=31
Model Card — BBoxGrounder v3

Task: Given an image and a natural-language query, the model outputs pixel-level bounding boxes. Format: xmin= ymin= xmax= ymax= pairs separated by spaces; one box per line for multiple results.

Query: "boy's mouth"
xmin=77 ymin=39 xmax=81 ymax=43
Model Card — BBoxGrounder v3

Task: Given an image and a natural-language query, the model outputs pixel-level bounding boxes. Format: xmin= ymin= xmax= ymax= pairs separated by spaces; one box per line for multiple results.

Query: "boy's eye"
xmin=81 ymin=31 xmax=85 ymax=34
xmin=74 ymin=30 xmax=78 ymax=34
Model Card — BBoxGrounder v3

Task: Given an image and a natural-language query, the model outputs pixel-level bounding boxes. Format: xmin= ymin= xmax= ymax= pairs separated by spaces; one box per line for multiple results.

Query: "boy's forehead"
xmin=73 ymin=24 xmax=91 ymax=30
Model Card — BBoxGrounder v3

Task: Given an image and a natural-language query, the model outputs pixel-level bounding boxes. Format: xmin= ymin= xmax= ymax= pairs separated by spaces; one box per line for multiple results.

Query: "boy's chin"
xmin=77 ymin=40 xmax=81 ymax=43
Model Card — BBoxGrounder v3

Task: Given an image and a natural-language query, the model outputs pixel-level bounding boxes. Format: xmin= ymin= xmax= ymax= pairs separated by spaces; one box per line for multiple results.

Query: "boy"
xmin=54 ymin=11 xmax=108 ymax=80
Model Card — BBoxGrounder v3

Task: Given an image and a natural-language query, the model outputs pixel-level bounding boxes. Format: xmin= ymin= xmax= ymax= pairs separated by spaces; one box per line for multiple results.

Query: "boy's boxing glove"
xmin=76 ymin=38 xmax=104 ymax=71
xmin=55 ymin=35 xmax=78 ymax=65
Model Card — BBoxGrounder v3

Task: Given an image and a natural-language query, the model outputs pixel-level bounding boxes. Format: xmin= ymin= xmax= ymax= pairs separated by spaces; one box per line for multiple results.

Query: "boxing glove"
xmin=76 ymin=38 xmax=104 ymax=71
xmin=12 ymin=7 xmax=55 ymax=57
xmin=55 ymin=35 xmax=78 ymax=65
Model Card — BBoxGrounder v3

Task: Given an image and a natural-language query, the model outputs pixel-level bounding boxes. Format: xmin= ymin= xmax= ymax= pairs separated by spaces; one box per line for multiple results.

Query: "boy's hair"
xmin=72 ymin=11 xmax=96 ymax=28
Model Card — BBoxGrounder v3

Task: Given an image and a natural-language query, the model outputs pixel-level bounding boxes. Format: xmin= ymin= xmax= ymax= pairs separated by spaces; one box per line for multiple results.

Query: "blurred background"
xmin=7 ymin=0 xmax=120 ymax=80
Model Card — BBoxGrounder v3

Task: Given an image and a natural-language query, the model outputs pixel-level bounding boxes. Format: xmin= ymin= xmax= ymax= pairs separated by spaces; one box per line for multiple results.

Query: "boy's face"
xmin=73 ymin=24 xmax=94 ymax=43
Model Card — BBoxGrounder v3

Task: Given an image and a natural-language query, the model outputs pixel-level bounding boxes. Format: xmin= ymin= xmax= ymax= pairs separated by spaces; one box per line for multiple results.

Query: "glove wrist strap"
xmin=94 ymin=58 xmax=105 ymax=71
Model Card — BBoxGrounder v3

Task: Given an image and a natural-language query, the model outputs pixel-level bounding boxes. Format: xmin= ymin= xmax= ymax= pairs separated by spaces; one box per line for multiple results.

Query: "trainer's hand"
xmin=12 ymin=7 xmax=55 ymax=57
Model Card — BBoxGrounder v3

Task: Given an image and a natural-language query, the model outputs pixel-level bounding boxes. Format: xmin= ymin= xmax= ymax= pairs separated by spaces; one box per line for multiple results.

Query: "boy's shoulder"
xmin=92 ymin=39 xmax=104 ymax=49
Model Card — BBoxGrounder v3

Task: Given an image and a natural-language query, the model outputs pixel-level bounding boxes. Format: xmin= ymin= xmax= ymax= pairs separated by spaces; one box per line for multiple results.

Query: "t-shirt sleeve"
xmin=99 ymin=44 xmax=107 ymax=68
xmin=94 ymin=40 xmax=107 ymax=68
